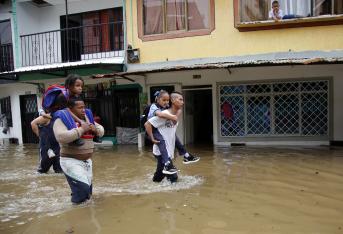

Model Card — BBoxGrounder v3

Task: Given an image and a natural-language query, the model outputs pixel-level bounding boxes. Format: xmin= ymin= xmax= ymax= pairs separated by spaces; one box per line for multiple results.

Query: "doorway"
xmin=183 ymin=87 xmax=213 ymax=145
xmin=20 ymin=94 xmax=39 ymax=144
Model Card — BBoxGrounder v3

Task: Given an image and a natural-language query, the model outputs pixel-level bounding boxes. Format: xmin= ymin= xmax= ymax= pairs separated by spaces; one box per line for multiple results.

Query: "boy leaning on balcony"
xmin=269 ymin=0 xmax=283 ymax=21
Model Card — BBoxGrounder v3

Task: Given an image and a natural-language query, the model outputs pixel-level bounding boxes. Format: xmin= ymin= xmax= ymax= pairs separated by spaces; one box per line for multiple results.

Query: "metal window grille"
xmin=219 ymin=80 xmax=329 ymax=137
xmin=0 ymin=96 xmax=13 ymax=127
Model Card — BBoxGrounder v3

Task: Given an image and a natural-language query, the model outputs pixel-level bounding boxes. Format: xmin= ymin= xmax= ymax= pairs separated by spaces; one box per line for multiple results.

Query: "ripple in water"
xmin=98 ymin=174 xmax=204 ymax=195
xmin=0 ymin=172 xmax=203 ymax=224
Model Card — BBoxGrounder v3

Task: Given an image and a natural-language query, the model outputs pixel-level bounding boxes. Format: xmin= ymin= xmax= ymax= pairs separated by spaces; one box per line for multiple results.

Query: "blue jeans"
xmin=152 ymin=128 xmax=187 ymax=165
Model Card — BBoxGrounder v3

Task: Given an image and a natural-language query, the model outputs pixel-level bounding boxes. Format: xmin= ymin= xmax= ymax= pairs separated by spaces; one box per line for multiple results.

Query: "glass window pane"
xmin=301 ymin=92 xmax=328 ymax=135
xmin=240 ymin=0 xmax=269 ymax=22
xmin=220 ymin=96 xmax=245 ymax=137
xmin=166 ymin=0 xmax=186 ymax=31
xmin=313 ymin=0 xmax=332 ymax=16
xmin=279 ymin=0 xmax=311 ymax=17
xmin=274 ymin=94 xmax=300 ymax=134
xmin=0 ymin=21 xmax=12 ymax=45
xmin=83 ymin=12 xmax=100 ymax=54
xmin=247 ymin=96 xmax=271 ymax=135
xmin=143 ymin=0 xmax=163 ymax=35
xmin=273 ymin=82 xmax=299 ymax=93
xmin=187 ymin=0 xmax=209 ymax=30
xmin=246 ymin=84 xmax=271 ymax=94
xmin=334 ymin=0 xmax=343 ymax=14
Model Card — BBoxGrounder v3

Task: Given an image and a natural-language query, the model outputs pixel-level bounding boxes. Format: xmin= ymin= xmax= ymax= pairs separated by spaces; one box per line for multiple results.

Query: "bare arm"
xmin=144 ymin=121 xmax=160 ymax=144
xmin=30 ymin=116 xmax=50 ymax=137
xmin=155 ymin=110 xmax=178 ymax=121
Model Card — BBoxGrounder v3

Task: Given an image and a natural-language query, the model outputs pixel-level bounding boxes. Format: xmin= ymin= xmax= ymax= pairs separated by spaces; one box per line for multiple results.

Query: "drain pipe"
xmin=130 ymin=0 xmax=134 ymax=47
xmin=11 ymin=0 xmax=21 ymax=68
xmin=122 ymin=0 xmax=127 ymax=71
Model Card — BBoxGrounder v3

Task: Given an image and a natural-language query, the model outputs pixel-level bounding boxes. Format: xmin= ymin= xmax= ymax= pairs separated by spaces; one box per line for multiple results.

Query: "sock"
xmin=184 ymin=153 xmax=190 ymax=158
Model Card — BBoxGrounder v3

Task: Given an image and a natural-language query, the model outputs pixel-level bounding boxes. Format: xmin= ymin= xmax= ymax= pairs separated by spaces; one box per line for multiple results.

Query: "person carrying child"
xmin=53 ymin=96 xmax=104 ymax=204
xmin=64 ymin=74 xmax=102 ymax=144
xmin=145 ymin=91 xmax=199 ymax=182
xmin=40 ymin=74 xmax=101 ymax=145
xmin=31 ymin=90 xmax=67 ymax=173
xmin=146 ymin=90 xmax=199 ymax=175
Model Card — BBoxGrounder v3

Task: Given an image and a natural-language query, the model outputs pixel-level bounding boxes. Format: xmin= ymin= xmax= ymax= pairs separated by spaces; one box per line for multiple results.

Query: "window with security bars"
xmin=219 ymin=80 xmax=329 ymax=137
xmin=0 ymin=96 xmax=13 ymax=127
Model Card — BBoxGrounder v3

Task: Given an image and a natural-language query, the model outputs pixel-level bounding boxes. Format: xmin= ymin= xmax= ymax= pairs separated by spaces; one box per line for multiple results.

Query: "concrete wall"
xmin=126 ymin=0 xmax=343 ymax=64
xmin=0 ymin=83 xmax=38 ymax=144
xmin=0 ymin=2 xmax=11 ymax=21
xmin=142 ymin=64 xmax=343 ymax=145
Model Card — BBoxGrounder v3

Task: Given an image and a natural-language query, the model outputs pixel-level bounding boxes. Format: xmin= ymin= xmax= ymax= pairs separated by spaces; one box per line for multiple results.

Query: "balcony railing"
xmin=0 ymin=44 xmax=14 ymax=72
xmin=20 ymin=21 xmax=124 ymax=67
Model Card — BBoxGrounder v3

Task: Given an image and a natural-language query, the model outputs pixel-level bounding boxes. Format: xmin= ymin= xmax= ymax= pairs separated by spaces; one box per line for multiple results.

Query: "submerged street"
xmin=1 ymin=143 xmax=343 ymax=233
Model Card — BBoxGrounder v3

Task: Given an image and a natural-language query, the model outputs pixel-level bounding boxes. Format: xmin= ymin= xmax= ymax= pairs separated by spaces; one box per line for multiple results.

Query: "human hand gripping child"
xmin=64 ymin=74 xmax=88 ymax=146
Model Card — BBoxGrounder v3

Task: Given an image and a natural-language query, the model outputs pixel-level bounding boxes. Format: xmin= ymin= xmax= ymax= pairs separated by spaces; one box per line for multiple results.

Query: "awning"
xmin=119 ymin=50 xmax=343 ymax=75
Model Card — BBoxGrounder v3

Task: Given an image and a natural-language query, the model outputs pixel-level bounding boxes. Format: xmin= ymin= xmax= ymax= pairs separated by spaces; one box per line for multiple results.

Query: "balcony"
xmin=0 ymin=44 xmax=14 ymax=73
xmin=19 ymin=21 xmax=124 ymax=69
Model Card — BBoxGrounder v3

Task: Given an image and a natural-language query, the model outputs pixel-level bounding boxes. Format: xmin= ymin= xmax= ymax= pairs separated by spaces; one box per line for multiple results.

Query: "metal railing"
xmin=0 ymin=44 xmax=14 ymax=72
xmin=20 ymin=21 xmax=124 ymax=67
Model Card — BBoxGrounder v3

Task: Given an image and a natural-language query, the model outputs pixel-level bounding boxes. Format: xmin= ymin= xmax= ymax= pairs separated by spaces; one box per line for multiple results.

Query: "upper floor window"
xmin=138 ymin=0 xmax=215 ymax=41
xmin=0 ymin=20 xmax=14 ymax=72
xmin=60 ymin=8 xmax=123 ymax=62
xmin=235 ymin=0 xmax=343 ymax=31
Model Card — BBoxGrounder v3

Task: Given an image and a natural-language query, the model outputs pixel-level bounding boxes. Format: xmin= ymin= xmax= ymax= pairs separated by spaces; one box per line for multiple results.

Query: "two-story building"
xmin=1 ymin=0 xmax=343 ymax=147
xmin=0 ymin=0 xmax=141 ymax=144
xmin=119 ymin=0 xmax=343 ymax=146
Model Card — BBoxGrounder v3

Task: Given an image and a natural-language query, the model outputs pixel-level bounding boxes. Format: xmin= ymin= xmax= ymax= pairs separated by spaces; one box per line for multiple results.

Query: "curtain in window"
xmin=101 ymin=10 xmax=111 ymax=52
xmin=313 ymin=0 xmax=331 ymax=15
xmin=166 ymin=0 xmax=186 ymax=31
xmin=0 ymin=21 xmax=12 ymax=45
xmin=275 ymin=0 xmax=311 ymax=17
xmin=143 ymin=0 xmax=163 ymax=35
xmin=83 ymin=12 xmax=100 ymax=54
xmin=109 ymin=8 xmax=124 ymax=50
xmin=335 ymin=0 xmax=343 ymax=14
xmin=240 ymin=0 xmax=268 ymax=22
xmin=187 ymin=0 xmax=209 ymax=30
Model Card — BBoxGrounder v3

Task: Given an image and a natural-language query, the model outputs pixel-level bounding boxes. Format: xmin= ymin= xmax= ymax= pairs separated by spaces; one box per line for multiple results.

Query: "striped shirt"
xmin=148 ymin=109 xmax=178 ymax=159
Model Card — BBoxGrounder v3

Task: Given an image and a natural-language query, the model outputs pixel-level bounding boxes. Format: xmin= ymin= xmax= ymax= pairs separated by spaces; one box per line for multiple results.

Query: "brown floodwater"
xmin=1 ymin=143 xmax=343 ymax=234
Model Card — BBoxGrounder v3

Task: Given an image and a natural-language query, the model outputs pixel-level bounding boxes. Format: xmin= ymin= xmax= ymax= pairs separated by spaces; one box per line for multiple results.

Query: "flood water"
xmin=1 ymin=143 xmax=343 ymax=234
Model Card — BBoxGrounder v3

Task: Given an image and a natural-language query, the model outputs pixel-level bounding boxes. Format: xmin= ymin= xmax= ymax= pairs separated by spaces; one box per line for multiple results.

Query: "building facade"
xmin=123 ymin=0 xmax=343 ymax=146
xmin=1 ymin=0 xmax=342 ymax=146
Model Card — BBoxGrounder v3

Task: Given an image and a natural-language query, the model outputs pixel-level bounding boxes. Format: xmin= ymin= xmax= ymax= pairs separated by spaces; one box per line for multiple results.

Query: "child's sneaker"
xmin=183 ymin=154 xmax=200 ymax=164
xmin=69 ymin=138 xmax=85 ymax=146
xmin=162 ymin=163 xmax=178 ymax=175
